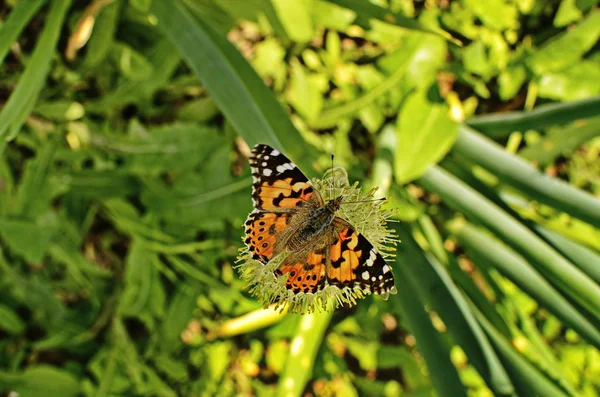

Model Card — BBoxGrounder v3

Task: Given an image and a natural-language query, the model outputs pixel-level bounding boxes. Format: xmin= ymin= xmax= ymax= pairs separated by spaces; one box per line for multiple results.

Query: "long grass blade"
xmin=453 ymin=125 xmax=600 ymax=228
xmin=418 ymin=166 xmax=600 ymax=321
xmin=150 ymin=0 xmax=312 ymax=167
xmin=0 ymin=0 xmax=72 ymax=152
xmin=395 ymin=225 xmax=514 ymax=395
xmin=465 ymin=95 xmax=600 ymax=138
xmin=450 ymin=220 xmax=600 ymax=349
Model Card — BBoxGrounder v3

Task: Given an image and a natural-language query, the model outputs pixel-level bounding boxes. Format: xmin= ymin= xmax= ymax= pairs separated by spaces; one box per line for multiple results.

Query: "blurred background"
xmin=0 ymin=0 xmax=599 ymax=396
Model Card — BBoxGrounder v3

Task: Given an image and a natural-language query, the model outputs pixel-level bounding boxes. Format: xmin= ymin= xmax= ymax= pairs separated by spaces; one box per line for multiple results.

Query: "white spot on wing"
xmin=271 ymin=149 xmax=280 ymax=156
xmin=263 ymin=169 xmax=272 ymax=176
xmin=382 ymin=265 xmax=390 ymax=274
xmin=276 ymin=163 xmax=295 ymax=173
xmin=361 ymin=271 xmax=369 ymax=280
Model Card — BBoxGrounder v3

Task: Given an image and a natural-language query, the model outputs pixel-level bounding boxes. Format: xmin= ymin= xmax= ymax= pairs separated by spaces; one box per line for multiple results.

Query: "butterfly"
xmin=243 ymin=144 xmax=395 ymax=297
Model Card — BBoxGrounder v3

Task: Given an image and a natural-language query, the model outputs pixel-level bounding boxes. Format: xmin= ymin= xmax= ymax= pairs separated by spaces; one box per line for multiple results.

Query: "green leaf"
xmin=276 ymin=312 xmax=333 ymax=397
xmin=118 ymin=240 xmax=165 ymax=330
xmin=0 ymin=0 xmax=46 ymax=65
xmin=466 ymin=95 xmax=600 ymax=138
xmin=312 ymin=35 xmax=429 ymax=128
xmin=117 ymin=124 xmax=224 ymax=175
xmin=0 ymin=366 xmax=81 ymax=397
xmin=554 ymin=0 xmax=583 ymax=26
xmin=83 ymin=0 xmax=120 ymax=67
xmin=141 ymin=146 xmax=250 ymax=231
xmin=88 ymin=39 xmax=181 ymax=111
xmin=112 ymin=42 xmax=154 ymax=81
xmin=498 ymin=65 xmax=527 ymax=101
xmin=271 ymin=0 xmax=313 ymax=42
xmin=394 ymin=89 xmax=458 ymax=184
xmin=0 ymin=0 xmax=72 ymax=152
xmin=151 ymin=0 xmax=312 ymax=168
xmin=476 ymin=312 xmax=572 ymax=397
xmin=463 ymin=0 xmax=517 ymax=30
xmin=526 ymin=9 xmax=600 ymax=75
xmin=538 ymin=61 xmax=600 ymax=101
xmin=326 ymin=0 xmax=459 ymax=44
xmin=0 ymin=212 xmax=59 ymax=263
xmin=392 ymin=262 xmax=467 ymax=397
xmin=286 ymin=59 xmax=323 ymax=121
xmin=518 ymin=116 xmax=600 ymax=165
xmin=0 ymin=303 xmax=25 ymax=334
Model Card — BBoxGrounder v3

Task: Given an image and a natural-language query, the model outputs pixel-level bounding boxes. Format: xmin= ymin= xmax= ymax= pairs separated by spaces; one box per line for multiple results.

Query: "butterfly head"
xmin=326 ymin=195 xmax=344 ymax=212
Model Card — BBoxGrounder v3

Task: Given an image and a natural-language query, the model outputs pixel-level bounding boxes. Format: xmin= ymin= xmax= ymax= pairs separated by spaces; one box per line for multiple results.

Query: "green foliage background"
xmin=0 ymin=0 xmax=599 ymax=396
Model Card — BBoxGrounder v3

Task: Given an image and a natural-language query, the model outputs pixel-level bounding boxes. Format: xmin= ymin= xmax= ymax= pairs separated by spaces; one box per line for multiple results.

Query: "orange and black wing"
xmin=326 ymin=218 xmax=395 ymax=295
xmin=244 ymin=144 xmax=321 ymax=264
xmin=249 ymin=144 xmax=322 ymax=211
xmin=275 ymin=247 xmax=328 ymax=294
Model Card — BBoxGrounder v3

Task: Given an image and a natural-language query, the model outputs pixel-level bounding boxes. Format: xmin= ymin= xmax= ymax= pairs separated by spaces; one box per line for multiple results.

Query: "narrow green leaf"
xmin=271 ymin=0 xmax=313 ymax=42
xmin=311 ymin=38 xmax=422 ymax=128
xmin=0 ymin=213 xmax=59 ymax=263
xmin=83 ymin=0 xmax=120 ymax=67
xmin=88 ymin=39 xmax=181 ymax=111
xmin=418 ymin=166 xmax=600 ymax=321
xmin=276 ymin=312 xmax=333 ymax=397
xmin=0 ymin=303 xmax=25 ymax=334
xmin=453 ymin=125 xmax=600 ymax=227
xmin=392 ymin=261 xmax=467 ymax=397
xmin=151 ymin=0 xmax=312 ymax=168
xmin=465 ymin=95 xmax=600 ymax=138
xmin=526 ymin=9 xmax=600 ymax=75
xmin=534 ymin=225 xmax=600 ymax=285
xmin=0 ymin=0 xmax=46 ymax=65
xmin=450 ymin=220 xmax=600 ymax=349
xmin=395 ymin=89 xmax=458 ymax=184
xmin=394 ymin=225 xmax=514 ymax=395
xmin=475 ymin=311 xmax=572 ymax=397
xmin=0 ymin=366 xmax=81 ymax=397
xmin=0 ymin=0 xmax=72 ymax=152
xmin=518 ymin=116 xmax=600 ymax=165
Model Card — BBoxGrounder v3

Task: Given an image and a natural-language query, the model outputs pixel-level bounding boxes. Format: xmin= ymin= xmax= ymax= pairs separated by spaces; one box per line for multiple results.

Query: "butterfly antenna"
xmin=330 ymin=153 xmax=335 ymax=201
xmin=340 ymin=198 xmax=386 ymax=205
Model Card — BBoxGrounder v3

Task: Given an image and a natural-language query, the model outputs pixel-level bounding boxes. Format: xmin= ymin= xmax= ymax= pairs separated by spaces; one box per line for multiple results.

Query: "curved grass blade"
xmin=418 ymin=166 xmax=600 ymax=321
xmin=518 ymin=116 xmax=600 ymax=165
xmin=0 ymin=0 xmax=72 ymax=153
xmin=465 ymin=95 xmax=600 ymax=138
xmin=392 ymin=259 xmax=467 ymax=397
xmin=394 ymin=225 xmax=514 ymax=396
xmin=310 ymin=38 xmax=421 ymax=128
xmin=276 ymin=311 xmax=333 ymax=397
xmin=150 ymin=0 xmax=312 ymax=168
xmin=453 ymin=125 xmax=600 ymax=228
xmin=450 ymin=220 xmax=600 ymax=349
xmin=475 ymin=308 xmax=573 ymax=397
xmin=534 ymin=225 xmax=600 ymax=285
xmin=0 ymin=0 xmax=46 ymax=65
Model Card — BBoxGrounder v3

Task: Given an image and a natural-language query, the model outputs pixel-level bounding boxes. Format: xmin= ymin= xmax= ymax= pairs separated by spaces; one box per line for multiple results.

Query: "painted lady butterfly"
xmin=243 ymin=144 xmax=395 ymax=297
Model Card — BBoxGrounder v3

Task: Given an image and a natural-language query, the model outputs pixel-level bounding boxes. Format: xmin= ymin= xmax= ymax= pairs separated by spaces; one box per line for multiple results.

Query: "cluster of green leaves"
xmin=0 ymin=0 xmax=599 ymax=396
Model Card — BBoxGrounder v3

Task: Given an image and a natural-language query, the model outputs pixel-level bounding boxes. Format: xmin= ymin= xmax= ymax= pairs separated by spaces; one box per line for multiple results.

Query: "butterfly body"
xmin=245 ymin=144 xmax=395 ymax=296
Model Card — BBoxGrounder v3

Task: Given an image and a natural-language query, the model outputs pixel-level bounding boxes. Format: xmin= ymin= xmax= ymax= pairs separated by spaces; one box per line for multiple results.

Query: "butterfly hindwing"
xmin=249 ymin=144 xmax=322 ymax=211
xmin=327 ymin=218 xmax=395 ymax=295
xmin=244 ymin=210 xmax=291 ymax=264
xmin=275 ymin=248 xmax=327 ymax=293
